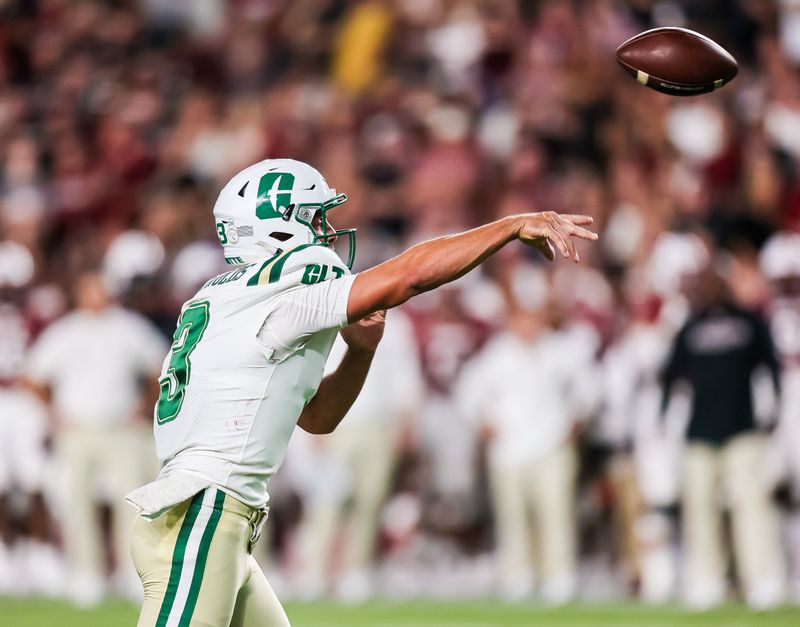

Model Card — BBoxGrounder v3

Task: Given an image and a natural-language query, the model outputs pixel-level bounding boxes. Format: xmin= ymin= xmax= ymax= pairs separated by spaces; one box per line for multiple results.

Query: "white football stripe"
xmin=166 ymin=489 xmax=216 ymax=627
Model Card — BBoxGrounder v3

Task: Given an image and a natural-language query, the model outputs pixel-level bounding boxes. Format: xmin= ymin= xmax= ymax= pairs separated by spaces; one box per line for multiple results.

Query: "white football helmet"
xmin=212 ymin=158 xmax=355 ymax=267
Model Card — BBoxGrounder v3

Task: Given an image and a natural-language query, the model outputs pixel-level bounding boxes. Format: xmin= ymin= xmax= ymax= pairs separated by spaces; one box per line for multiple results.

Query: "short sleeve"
xmin=257 ymin=274 xmax=357 ymax=361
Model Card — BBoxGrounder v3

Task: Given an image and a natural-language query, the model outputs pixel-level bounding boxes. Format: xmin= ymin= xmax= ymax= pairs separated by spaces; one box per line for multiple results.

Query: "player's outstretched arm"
xmin=347 ymin=212 xmax=597 ymax=322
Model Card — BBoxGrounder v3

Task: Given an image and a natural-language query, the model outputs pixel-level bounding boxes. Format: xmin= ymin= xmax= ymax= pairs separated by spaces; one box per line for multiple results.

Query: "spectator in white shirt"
xmin=459 ymin=300 xmax=598 ymax=604
xmin=23 ymin=271 xmax=167 ymax=606
xmin=291 ymin=310 xmax=424 ymax=601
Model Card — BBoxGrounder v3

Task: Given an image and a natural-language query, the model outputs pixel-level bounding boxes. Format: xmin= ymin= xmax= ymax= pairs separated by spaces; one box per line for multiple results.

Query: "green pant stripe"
xmin=177 ymin=489 xmax=226 ymax=627
xmin=155 ymin=492 xmax=204 ymax=627
xmin=268 ymin=243 xmax=317 ymax=283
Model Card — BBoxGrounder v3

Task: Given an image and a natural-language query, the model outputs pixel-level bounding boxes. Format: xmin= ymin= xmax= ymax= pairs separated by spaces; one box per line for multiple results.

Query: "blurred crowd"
xmin=1 ymin=0 xmax=800 ymax=611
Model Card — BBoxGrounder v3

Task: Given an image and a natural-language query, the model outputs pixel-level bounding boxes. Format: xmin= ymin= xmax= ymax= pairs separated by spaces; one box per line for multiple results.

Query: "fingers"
xmin=560 ymin=214 xmax=594 ymax=226
xmin=542 ymin=215 xmax=579 ymax=262
xmin=558 ymin=220 xmax=599 ymax=242
xmin=519 ymin=212 xmax=599 ymax=263
xmin=557 ymin=215 xmax=599 ymax=241
xmin=561 ymin=228 xmax=579 ymax=262
xmin=571 ymin=225 xmax=600 ymax=241
xmin=551 ymin=215 xmax=598 ymax=262
xmin=545 ymin=223 xmax=574 ymax=261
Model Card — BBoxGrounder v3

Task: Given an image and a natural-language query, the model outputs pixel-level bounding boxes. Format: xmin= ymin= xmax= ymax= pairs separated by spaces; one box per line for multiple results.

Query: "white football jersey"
xmin=128 ymin=244 xmax=355 ymax=513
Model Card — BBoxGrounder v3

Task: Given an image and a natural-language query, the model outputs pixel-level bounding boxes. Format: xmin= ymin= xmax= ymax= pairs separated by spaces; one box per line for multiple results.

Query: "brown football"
xmin=616 ymin=27 xmax=738 ymax=96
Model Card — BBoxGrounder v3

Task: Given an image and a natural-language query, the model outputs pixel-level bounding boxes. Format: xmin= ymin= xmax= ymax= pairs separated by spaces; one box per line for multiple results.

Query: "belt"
xmin=212 ymin=488 xmax=270 ymax=553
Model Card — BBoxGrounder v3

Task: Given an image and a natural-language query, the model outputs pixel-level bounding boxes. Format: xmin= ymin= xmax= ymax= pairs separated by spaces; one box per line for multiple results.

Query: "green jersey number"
xmin=156 ymin=301 xmax=211 ymax=424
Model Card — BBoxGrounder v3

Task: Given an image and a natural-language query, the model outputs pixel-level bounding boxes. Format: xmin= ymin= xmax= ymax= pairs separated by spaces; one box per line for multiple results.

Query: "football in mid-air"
xmin=616 ymin=27 xmax=738 ymax=96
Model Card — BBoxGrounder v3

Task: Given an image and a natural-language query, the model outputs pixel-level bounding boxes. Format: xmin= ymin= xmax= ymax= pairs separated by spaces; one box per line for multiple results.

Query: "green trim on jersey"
xmin=245 ymin=243 xmax=342 ymax=287
xmin=268 ymin=243 xmax=317 ymax=284
xmin=245 ymin=250 xmax=283 ymax=287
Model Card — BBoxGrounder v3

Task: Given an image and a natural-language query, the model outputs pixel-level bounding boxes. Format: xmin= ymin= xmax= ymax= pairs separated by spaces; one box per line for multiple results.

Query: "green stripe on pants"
xmin=178 ymin=490 xmax=226 ymax=627
xmin=155 ymin=492 xmax=204 ymax=627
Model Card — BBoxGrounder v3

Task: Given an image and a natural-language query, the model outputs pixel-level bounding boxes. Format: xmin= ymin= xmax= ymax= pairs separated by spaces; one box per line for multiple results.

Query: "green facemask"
xmin=294 ymin=193 xmax=357 ymax=270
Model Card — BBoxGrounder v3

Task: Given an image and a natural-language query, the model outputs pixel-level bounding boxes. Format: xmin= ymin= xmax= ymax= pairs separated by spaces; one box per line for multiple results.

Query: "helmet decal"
xmin=256 ymin=172 xmax=295 ymax=219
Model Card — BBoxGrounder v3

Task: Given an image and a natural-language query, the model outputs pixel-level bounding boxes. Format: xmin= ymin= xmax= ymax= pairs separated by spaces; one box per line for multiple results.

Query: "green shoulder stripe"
xmin=268 ymin=243 xmax=318 ymax=284
xmin=246 ymin=244 xmax=326 ymax=286
xmin=246 ymin=250 xmax=282 ymax=286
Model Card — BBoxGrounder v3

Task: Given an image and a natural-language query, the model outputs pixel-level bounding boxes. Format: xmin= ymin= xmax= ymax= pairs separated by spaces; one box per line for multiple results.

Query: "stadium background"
xmin=2 ymin=0 xmax=800 ymax=625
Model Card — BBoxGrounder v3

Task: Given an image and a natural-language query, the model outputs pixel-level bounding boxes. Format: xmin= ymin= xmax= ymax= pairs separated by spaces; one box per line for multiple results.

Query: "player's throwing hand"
xmin=516 ymin=212 xmax=598 ymax=263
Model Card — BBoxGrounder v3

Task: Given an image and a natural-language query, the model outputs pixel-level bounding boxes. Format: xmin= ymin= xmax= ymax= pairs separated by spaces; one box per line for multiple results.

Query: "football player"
xmin=126 ymin=158 xmax=597 ymax=627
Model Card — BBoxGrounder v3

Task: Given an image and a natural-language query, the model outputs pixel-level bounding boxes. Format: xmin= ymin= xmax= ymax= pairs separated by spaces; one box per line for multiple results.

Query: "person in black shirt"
xmin=662 ymin=265 xmax=785 ymax=609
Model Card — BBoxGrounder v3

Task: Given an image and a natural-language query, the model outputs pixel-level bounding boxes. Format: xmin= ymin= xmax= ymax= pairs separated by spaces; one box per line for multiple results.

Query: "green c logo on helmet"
xmin=256 ymin=172 xmax=295 ymax=219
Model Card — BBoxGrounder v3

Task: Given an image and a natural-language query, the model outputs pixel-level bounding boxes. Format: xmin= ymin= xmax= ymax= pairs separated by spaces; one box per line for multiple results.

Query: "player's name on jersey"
xmin=202 ymin=264 xmax=256 ymax=289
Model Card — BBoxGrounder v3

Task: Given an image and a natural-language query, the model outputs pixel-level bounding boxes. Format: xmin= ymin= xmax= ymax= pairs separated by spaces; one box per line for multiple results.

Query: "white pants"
xmin=0 ymin=388 xmax=48 ymax=493
xmin=681 ymin=433 xmax=786 ymax=607
xmin=488 ymin=442 xmax=578 ymax=600
xmin=56 ymin=423 xmax=158 ymax=593
xmin=780 ymin=368 xmax=800 ymax=599
xmin=294 ymin=423 xmax=398 ymax=591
